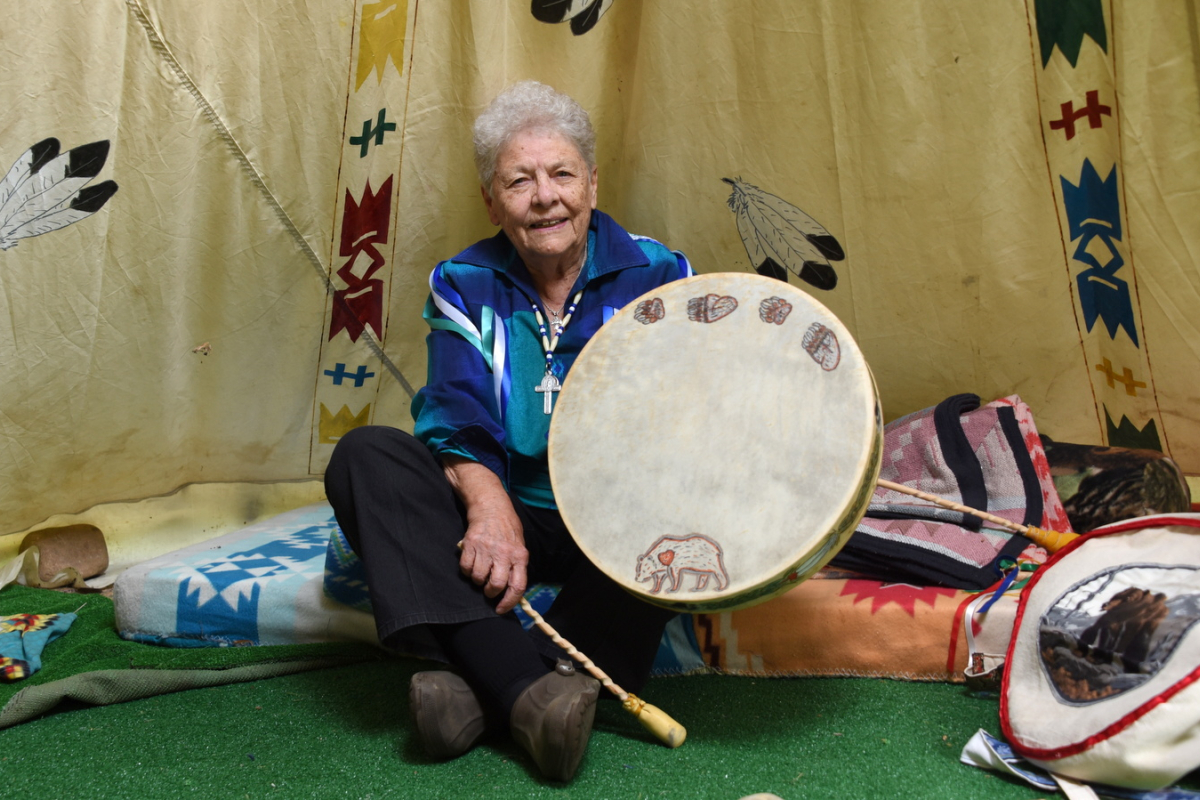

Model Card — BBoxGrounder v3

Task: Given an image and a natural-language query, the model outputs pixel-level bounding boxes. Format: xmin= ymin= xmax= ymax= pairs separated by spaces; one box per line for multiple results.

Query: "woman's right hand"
xmin=443 ymin=457 xmax=529 ymax=615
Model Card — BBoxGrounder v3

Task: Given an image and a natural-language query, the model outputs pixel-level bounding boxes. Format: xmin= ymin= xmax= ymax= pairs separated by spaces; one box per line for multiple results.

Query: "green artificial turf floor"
xmin=2 ymin=657 xmax=1058 ymax=800
xmin=3 ymin=586 xmax=1197 ymax=798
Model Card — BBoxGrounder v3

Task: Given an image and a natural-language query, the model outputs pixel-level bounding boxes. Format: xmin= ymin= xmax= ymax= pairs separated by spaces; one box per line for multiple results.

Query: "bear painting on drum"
xmin=635 ymin=534 xmax=729 ymax=594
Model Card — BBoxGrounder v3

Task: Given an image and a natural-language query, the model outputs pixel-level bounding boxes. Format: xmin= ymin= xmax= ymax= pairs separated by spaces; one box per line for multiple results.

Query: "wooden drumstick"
xmin=455 ymin=540 xmax=686 ymax=748
xmin=517 ymin=597 xmax=687 ymax=748
xmin=876 ymin=478 xmax=1079 ymax=553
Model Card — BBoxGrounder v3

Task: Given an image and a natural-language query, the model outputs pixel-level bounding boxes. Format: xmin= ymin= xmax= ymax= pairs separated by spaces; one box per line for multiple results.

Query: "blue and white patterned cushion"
xmin=114 ymin=504 xmax=377 ymax=648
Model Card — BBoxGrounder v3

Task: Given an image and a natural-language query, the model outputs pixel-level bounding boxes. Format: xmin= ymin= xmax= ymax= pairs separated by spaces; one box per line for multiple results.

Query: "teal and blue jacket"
xmin=411 ymin=210 xmax=692 ymax=509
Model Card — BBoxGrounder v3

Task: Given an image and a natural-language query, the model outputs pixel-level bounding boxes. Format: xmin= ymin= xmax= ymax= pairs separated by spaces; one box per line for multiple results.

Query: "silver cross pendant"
xmin=535 ymin=372 xmax=561 ymax=414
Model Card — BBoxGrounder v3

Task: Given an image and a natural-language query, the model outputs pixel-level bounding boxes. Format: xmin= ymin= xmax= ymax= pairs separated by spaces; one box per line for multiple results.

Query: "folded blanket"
xmin=832 ymin=394 xmax=1066 ymax=589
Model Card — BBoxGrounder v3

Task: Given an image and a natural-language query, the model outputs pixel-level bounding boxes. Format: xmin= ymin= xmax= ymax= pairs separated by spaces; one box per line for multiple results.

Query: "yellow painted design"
xmin=319 ymin=403 xmax=371 ymax=444
xmin=356 ymin=0 xmax=407 ymax=90
xmin=1094 ymin=358 xmax=1146 ymax=397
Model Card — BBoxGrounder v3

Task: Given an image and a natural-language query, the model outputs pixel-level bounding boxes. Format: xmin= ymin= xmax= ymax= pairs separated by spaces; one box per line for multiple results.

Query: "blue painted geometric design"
xmin=324 ymin=363 xmax=376 ymax=387
xmin=1065 ymin=160 xmax=1137 ymax=347
xmin=1061 ymin=159 xmax=1139 ymax=347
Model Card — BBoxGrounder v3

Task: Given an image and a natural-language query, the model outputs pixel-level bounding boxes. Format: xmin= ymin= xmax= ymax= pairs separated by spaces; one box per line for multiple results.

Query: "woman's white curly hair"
xmin=473 ymin=81 xmax=596 ymax=193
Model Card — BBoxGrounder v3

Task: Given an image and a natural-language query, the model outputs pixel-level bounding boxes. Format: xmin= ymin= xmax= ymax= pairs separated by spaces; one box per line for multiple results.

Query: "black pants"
xmin=323 ymin=425 xmax=675 ymax=694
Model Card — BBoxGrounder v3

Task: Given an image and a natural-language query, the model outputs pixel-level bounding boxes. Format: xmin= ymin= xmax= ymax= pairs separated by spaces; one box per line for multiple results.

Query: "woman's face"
xmin=483 ymin=128 xmax=597 ymax=270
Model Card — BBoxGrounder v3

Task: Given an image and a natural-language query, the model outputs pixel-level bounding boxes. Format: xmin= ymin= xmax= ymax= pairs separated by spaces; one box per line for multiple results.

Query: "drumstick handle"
xmin=875 ymin=478 xmax=1079 ymax=553
xmin=518 ymin=597 xmax=687 ymax=748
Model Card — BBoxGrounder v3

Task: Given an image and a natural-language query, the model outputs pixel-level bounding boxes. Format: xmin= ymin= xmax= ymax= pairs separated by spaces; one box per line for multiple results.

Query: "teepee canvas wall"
xmin=3 ymin=0 xmax=1197 ymax=541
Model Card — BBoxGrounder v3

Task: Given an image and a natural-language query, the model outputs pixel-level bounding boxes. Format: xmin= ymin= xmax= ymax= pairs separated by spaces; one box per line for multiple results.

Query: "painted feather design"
xmin=0 ymin=138 xmax=118 ymax=251
xmin=531 ymin=0 xmax=613 ymax=35
xmin=722 ymin=177 xmax=844 ymax=291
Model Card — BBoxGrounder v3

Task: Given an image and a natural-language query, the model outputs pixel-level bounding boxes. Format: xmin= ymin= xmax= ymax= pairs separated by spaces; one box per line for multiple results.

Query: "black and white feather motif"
xmin=722 ymin=177 xmax=844 ymax=291
xmin=0 ymin=138 xmax=118 ymax=250
xmin=531 ymin=0 xmax=613 ymax=35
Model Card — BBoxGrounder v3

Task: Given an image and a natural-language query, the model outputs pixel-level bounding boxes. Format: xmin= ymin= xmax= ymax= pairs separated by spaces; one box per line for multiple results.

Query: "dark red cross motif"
xmin=1049 ymin=90 xmax=1111 ymax=141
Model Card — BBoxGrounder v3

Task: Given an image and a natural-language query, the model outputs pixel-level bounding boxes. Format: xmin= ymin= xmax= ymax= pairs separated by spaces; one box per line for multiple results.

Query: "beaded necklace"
xmin=532 ymin=288 xmax=583 ymax=414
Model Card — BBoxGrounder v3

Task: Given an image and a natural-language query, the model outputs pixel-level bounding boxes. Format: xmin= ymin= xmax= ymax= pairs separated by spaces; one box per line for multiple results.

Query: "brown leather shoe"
xmin=409 ymin=671 xmax=490 ymax=759
xmin=509 ymin=660 xmax=600 ymax=781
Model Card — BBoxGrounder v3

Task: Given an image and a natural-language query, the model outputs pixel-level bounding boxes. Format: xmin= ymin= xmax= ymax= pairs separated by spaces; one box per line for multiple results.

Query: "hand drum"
xmin=549 ymin=273 xmax=882 ymax=613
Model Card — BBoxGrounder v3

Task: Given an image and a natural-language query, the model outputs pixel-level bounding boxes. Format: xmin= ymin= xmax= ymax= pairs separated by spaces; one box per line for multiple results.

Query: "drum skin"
xmin=549 ymin=273 xmax=882 ymax=613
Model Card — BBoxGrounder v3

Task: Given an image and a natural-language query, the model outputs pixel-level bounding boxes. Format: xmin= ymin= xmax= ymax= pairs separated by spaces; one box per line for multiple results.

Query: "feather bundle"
xmin=531 ymin=0 xmax=613 ymax=35
xmin=0 ymin=138 xmax=118 ymax=250
xmin=722 ymin=177 xmax=844 ymax=291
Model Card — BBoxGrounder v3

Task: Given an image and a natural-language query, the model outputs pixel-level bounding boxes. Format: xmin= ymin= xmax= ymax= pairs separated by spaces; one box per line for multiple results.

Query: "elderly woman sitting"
xmin=325 ymin=81 xmax=691 ymax=781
